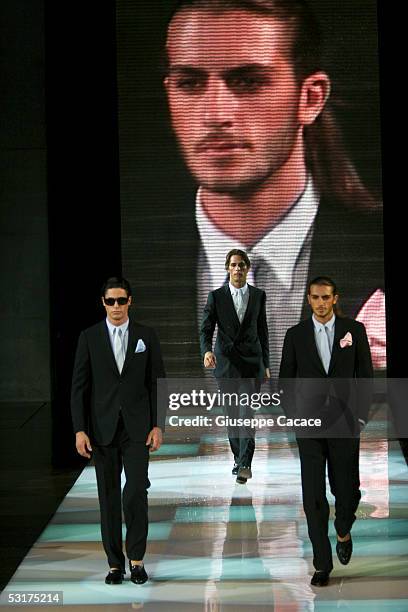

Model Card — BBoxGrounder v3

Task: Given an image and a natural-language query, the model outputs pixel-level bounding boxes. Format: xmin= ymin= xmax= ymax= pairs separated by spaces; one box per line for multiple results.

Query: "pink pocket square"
xmin=340 ymin=332 xmax=353 ymax=348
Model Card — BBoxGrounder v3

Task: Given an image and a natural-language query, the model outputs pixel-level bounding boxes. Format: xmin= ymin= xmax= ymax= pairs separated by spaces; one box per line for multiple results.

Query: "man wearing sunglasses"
xmin=71 ymin=276 xmax=165 ymax=585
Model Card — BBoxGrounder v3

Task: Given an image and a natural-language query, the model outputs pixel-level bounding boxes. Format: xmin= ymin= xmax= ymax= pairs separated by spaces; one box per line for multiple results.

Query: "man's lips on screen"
xmin=196 ymin=136 xmax=249 ymax=152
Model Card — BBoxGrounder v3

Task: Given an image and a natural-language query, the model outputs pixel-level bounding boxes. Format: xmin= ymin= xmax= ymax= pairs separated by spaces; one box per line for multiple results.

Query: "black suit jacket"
xmin=200 ymin=284 xmax=269 ymax=379
xmin=71 ymin=318 xmax=165 ymax=445
xmin=279 ymin=316 xmax=373 ymax=428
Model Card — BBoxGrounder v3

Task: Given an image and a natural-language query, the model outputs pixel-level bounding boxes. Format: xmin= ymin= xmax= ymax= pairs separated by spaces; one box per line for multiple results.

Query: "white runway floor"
xmin=1 ymin=429 xmax=407 ymax=611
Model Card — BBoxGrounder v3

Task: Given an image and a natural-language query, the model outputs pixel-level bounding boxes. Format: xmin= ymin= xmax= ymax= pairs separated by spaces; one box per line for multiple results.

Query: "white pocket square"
xmin=135 ymin=339 xmax=146 ymax=353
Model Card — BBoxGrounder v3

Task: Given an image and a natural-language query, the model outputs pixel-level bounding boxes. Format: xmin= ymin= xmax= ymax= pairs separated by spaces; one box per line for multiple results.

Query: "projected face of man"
xmin=165 ymin=9 xmax=329 ymax=196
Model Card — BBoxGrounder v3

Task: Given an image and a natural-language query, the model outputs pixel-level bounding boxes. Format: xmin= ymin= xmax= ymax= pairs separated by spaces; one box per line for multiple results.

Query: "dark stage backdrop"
xmin=116 ymin=0 xmax=384 ymax=378
xmin=0 ymin=0 xmax=50 ymax=401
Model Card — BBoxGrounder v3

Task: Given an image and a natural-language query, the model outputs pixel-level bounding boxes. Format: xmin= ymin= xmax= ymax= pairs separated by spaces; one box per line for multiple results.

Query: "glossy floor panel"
xmin=1 ymin=436 xmax=407 ymax=611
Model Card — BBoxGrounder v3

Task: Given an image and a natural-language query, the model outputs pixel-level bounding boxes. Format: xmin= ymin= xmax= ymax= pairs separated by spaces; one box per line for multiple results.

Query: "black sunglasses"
xmin=103 ymin=297 xmax=129 ymax=306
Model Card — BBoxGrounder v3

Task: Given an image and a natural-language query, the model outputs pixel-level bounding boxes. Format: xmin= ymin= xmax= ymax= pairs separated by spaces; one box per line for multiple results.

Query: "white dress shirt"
xmin=229 ymin=282 xmax=249 ymax=323
xmin=312 ymin=313 xmax=335 ymax=373
xmin=106 ymin=317 xmax=129 ymax=364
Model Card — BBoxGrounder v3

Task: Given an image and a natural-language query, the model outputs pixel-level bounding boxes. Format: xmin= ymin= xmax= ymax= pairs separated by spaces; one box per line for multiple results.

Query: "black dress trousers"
xmin=93 ymin=413 xmax=150 ymax=570
xmin=218 ymin=378 xmax=260 ymax=468
xmin=297 ymin=437 xmax=361 ymax=572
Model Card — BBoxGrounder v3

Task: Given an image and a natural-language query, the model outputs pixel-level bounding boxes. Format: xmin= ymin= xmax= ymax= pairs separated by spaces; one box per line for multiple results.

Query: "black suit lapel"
xmin=328 ymin=317 xmax=344 ymax=375
xmin=100 ymin=321 xmax=120 ymax=375
xmin=121 ymin=321 xmax=138 ymax=376
xmin=305 ymin=318 xmax=327 ymax=376
xmin=240 ymin=284 xmax=254 ymax=328
xmin=222 ymin=284 xmax=241 ymax=329
xmin=187 ymin=225 xmax=202 ymax=376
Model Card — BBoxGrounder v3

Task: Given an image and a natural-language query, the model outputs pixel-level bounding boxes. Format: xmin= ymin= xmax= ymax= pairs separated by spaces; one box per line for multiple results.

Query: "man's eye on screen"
xmin=175 ymin=78 xmax=205 ymax=93
xmin=227 ymin=76 xmax=267 ymax=94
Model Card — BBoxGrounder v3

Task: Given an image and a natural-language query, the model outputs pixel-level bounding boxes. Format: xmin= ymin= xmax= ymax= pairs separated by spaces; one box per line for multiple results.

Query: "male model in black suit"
xmin=200 ymin=249 xmax=270 ymax=483
xmin=279 ymin=276 xmax=373 ymax=587
xmin=71 ymin=276 xmax=165 ymax=585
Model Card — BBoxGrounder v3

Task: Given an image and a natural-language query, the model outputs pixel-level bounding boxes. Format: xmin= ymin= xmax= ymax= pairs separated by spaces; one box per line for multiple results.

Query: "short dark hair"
xmin=101 ymin=276 xmax=132 ymax=298
xmin=307 ymin=276 xmax=337 ymax=296
xmin=225 ymin=248 xmax=251 ymax=270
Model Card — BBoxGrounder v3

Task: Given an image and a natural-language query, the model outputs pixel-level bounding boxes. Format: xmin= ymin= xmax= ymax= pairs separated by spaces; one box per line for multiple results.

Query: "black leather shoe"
xmin=236 ymin=475 xmax=247 ymax=484
xmin=310 ymin=570 xmax=330 ymax=586
xmin=238 ymin=466 xmax=252 ymax=480
xmin=232 ymin=464 xmax=239 ymax=475
xmin=129 ymin=561 xmax=148 ymax=584
xmin=336 ymin=536 xmax=353 ymax=565
xmin=105 ymin=569 xmax=125 ymax=585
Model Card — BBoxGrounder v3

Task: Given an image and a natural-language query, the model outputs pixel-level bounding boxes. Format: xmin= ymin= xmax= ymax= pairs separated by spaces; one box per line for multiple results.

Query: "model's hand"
xmin=204 ymin=351 xmax=216 ymax=368
xmin=146 ymin=427 xmax=163 ymax=452
xmin=265 ymin=368 xmax=271 ymax=380
xmin=76 ymin=431 xmax=92 ymax=458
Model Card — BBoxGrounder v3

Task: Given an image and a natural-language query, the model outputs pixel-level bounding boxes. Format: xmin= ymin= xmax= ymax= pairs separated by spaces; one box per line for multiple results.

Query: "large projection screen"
xmin=116 ymin=0 xmax=384 ymax=378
